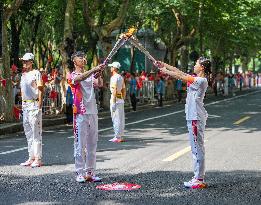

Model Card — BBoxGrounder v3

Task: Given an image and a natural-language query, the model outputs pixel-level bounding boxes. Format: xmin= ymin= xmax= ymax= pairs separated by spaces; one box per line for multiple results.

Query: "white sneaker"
xmin=109 ymin=137 xmax=117 ymax=142
xmin=76 ymin=174 xmax=86 ymax=183
xmin=31 ymin=160 xmax=43 ymax=168
xmin=20 ymin=159 xmax=34 ymax=166
xmin=109 ymin=137 xmax=124 ymax=143
xmin=85 ymin=171 xmax=102 ymax=182
xmin=184 ymin=178 xmax=207 ymax=189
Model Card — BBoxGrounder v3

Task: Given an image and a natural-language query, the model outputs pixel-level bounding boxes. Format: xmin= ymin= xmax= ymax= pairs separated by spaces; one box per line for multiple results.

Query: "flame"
xmin=125 ymin=27 xmax=137 ymax=37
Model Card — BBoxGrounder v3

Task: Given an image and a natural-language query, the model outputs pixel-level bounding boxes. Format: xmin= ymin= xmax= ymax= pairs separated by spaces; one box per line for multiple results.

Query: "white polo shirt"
xmin=185 ymin=77 xmax=208 ymax=121
xmin=110 ymin=73 xmax=125 ymax=104
xmin=21 ymin=69 xmax=42 ymax=109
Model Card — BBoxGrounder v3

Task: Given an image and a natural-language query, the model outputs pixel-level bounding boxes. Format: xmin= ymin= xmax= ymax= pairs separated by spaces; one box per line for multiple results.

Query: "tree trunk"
xmin=170 ymin=47 xmax=178 ymax=66
xmin=241 ymin=56 xmax=249 ymax=72
xmin=0 ymin=1 xmax=3 ymax=58
xmin=2 ymin=15 xmax=14 ymax=121
xmin=60 ymin=0 xmax=76 ymax=113
xmin=130 ymin=46 xmax=136 ymax=73
xmin=180 ymin=45 xmax=189 ymax=72
xmin=10 ymin=16 xmax=21 ymax=67
xmin=252 ymin=57 xmax=255 ymax=71
xmin=29 ymin=14 xmax=41 ymax=52
xmin=198 ymin=1 xmax=203 ymax=55
xmin=229 ymin=52 xmax=233 ymax=74
xmin=168 ymin=7 xmax=196 ymax=67
xmin=211 ymin=56 xmax=221 ymax=74
xmin=164 ymin=48 xmax=169 ymax=63
xmin=1 ymin=0 xmax=24 ymax=122
xmin=98 ymin=40 xmax=111 ymax=109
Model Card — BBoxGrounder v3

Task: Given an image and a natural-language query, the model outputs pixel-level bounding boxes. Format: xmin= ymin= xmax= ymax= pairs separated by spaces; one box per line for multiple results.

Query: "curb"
xmin=0 ymin=100 xmax=176 ymax=136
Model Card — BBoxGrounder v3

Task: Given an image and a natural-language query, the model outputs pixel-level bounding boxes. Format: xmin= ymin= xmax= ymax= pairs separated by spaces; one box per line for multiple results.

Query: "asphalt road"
xmin=0 ymin=89 xmax=261 ymax=205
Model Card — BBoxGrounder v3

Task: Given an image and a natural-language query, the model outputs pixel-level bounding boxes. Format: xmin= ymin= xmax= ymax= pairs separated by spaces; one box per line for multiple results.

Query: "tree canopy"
xmin=1 ymin=0 xmax=260 ymax=121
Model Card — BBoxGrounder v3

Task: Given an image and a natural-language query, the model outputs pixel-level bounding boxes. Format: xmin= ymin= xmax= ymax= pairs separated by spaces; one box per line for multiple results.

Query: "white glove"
xmin=111 ymin=103 xmax=116 ymax=112
xmin=37 ymin=108 xmax=42 ymax=115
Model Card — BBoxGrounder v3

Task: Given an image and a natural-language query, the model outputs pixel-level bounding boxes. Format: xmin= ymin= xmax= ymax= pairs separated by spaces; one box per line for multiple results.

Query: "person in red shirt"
xmin=40 ymin=68 xmax=48 ymax=85
xmin=148 ymin=73 xmax=155 ymax=81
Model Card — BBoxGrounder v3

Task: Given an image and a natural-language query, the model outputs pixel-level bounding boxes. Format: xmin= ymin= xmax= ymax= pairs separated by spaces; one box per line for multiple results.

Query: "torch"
xmin=94 ymin=27 xmax=137 ymax=78
xmin=103 ymin=27 xmax=137 ymax=65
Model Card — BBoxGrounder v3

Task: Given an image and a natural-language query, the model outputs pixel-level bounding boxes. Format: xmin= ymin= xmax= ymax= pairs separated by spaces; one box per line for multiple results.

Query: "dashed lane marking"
xmin=162 ymin=139 xmax=208 ymax=162
xmin=233 ymin=116 xmax=251 ymax=125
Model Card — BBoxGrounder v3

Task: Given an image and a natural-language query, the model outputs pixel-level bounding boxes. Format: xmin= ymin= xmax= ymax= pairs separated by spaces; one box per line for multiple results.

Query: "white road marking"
xmin=2 ymin=90 xmax=260 ymax=154
xmin=0 ymin=147 xmax=28 ymax=155
xmin=0 ymin=144 xmax=45 ymax=155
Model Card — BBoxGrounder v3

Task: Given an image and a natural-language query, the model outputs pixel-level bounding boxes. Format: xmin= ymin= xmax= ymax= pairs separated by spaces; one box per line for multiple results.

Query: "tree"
xmin=82 ymin=0 xmax=130 ymax=108
xmin=60 ymin=0 xmax=76 ymax=111
xmin=1 ymin=0 xmax=24 ymax=122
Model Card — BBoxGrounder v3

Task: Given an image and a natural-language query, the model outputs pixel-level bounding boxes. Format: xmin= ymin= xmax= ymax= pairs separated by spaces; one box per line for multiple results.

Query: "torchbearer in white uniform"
xmin=20 ymin=53 xmax=44 ymax=168
xmin=108 ymin=62 xmax=126 ymax=143
xmin=155 ymin=57 xmax=211 ymax=189
xmin=68 ymin=51 xmax=104 ymax=183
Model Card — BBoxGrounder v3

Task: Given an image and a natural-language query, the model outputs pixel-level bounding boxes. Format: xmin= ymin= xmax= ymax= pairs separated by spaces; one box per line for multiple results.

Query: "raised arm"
xmin=156 ymin=62 xmax=195 ymax=84
xmin=73 ymin=64 xmax=103 ymax=83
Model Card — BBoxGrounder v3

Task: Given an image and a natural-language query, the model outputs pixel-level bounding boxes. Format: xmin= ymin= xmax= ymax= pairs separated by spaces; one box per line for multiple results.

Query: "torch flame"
xmin=124 ymin=27 xmax=137 ymax=37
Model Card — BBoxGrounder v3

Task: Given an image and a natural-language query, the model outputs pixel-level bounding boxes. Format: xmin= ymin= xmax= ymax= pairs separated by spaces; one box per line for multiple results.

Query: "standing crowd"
xmin=1 ymin=58 xmax=261 ymax=122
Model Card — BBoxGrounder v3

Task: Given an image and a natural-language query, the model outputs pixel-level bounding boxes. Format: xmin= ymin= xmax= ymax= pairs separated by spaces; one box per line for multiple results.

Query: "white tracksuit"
xmin=74 ymin=114 xmax=98 ymax=175
xmin=110 ymin=73 xmax=125 ymax=139
xmin=185 ymin=77 xmax=208 ymax=179
xmin=70 ymin=73 xmax=98 ymax=175
xmin=21 ymin=70 xmax=43 ymax=160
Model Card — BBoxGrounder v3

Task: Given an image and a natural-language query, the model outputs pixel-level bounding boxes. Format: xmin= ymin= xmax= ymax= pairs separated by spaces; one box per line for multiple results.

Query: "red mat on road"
xmin=96 ymin=182 xmax=141 ymax=191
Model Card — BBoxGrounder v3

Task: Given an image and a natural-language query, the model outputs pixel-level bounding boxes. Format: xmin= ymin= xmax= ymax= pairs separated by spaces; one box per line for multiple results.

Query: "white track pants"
xmin=187 ymin=120 xmax=206 ymax=179
xmin=110 ymin=103 xmax=125 ymax=139
xmin=23 ymin=108 xmax=42 ymax=159
xmin=74 ymin=114 xmax=98 ymax=175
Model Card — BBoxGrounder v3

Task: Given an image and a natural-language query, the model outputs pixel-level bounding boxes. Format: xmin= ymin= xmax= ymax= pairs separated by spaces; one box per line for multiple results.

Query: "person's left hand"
xmin=94 ymin=71 xmax=102 ymax=79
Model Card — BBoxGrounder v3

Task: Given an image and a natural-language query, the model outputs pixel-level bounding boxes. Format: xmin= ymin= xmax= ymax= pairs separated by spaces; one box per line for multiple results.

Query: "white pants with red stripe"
xmin=23 ymin=108 xmax=42 ymax=160
xmin=74 ymin=114 xmax=98 ymax=175
xmin=187 ymin=120 xmax=206 ymax=179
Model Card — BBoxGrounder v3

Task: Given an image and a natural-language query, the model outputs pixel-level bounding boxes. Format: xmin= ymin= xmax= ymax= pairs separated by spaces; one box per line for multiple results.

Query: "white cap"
xmin=108 ymin=62 xmax=121 ymax=69
xmin=22 ymin=53 xmax=34 ymax=61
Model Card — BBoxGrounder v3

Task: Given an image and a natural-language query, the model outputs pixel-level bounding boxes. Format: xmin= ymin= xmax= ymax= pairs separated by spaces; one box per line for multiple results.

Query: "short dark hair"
xmin=198 ymin=57 xmax=211 ymax=75
xmin=71 ymin=51 xmax=86 ymax=61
